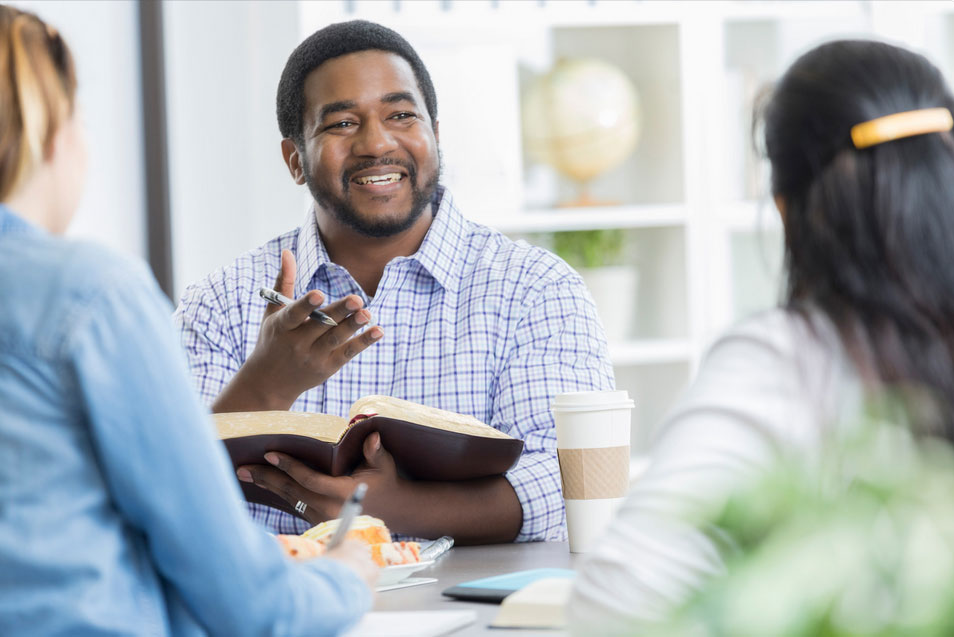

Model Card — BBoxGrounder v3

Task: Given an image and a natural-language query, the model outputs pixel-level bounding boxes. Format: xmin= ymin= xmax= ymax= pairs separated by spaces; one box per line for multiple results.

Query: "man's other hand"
xmin=236 ymin=433 xmax=418 ymax=530
xmin=236 ymin=431 xmax=523 ymax=543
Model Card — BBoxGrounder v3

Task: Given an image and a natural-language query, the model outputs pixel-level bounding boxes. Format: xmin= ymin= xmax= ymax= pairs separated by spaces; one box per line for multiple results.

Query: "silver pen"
xmin=326 ymin=483 xmax=368 ymax=550
xmin=259 ymin=287 xmax=337 ymax=327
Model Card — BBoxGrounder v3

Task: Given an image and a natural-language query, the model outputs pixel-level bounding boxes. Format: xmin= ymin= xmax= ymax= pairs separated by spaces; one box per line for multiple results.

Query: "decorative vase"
xmin=578 ymin=265 xmax=639 ymax=343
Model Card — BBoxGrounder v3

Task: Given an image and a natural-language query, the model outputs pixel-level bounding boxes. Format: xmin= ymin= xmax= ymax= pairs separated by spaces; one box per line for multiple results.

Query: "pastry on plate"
xmin=275 ymin=534 xmax=326 ymax=561
xmin=302 ymin=514 xmax=421 ymax=566
xmin=301 ymin=514 xmax=391 ymax=545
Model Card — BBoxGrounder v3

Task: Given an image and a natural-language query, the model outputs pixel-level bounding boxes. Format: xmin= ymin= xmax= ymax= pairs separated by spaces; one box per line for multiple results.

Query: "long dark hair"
xmin=763 ymin=40 xmax=954 ymax=436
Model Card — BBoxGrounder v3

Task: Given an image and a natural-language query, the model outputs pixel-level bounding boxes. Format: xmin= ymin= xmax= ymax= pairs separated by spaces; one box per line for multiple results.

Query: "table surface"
xmin=373 ymin=542 xmax=577 ymax=636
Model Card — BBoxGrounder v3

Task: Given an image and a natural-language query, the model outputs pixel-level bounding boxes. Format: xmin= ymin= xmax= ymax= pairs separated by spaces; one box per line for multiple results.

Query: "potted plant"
xmin=550 ymin=229 xmax=637 ymax=342
xmin=651 ymin=412 xmax=954 ymax=636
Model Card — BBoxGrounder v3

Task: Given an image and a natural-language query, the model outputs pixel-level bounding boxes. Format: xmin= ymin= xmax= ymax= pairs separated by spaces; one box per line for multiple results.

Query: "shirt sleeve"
xmin=493 ymin=274 xmax=615 ymax=542
xmin=567 ymin=311 xmax=819 ymax=635
xmin=172 ymin=278 xmax=243 ymax=407
xmin=70 ymin=259 xmax=370 ymax=636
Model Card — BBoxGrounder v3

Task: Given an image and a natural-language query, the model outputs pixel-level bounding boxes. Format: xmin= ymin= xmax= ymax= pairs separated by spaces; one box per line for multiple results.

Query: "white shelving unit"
xmin=478 ymin=203 xmax=687 ymax=234
xmin=298 ymin=0 xmax=954 ymax=451
xmin=608 ymin=338 xmax=693 ymax=367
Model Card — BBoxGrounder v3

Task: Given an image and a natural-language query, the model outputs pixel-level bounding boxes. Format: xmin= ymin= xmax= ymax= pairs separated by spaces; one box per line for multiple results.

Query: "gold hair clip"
xmin=851 ymin=107 xmax=953 ymax=149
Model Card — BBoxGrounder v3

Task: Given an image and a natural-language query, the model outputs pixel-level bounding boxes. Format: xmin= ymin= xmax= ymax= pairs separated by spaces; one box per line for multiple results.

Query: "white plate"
xmin=377 ymin=560 xmax=434 ymax=587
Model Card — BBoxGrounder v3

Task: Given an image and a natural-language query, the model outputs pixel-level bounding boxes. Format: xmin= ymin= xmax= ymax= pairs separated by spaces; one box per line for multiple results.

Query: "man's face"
xmin=295 ymin=50 xmax=440 ymax=238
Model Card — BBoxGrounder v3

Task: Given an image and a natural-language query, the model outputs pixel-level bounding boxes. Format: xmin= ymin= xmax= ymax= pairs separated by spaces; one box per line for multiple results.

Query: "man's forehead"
xmin=302 ymin=50 xmax=424 ymax=116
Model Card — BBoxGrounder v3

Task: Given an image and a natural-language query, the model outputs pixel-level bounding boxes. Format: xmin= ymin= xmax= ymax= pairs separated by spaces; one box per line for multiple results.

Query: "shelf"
xmin=308 ymin=1 xmax=875 ymax=31
xmin=608 ymin=338 xmax=692 ymax=367
xmin=477 ymin=203 xmax=687 ymax=234
xmin=716 ymin=0 xmax=868 ymax=22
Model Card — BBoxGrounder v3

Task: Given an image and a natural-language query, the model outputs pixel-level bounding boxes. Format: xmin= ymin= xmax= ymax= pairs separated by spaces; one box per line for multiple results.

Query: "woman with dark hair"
xmin=568 ymin=39 xmax=954 ymax=634
xmin=0 ymin=6 xmax=376 ymax=635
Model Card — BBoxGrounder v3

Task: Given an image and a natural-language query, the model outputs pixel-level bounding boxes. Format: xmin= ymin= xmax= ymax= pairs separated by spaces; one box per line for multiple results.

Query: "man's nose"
xmin=352 ymin=119 xmax=398 ymax=157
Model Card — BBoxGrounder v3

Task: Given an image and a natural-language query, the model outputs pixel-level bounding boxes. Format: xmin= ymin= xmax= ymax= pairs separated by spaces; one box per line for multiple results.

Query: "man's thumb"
xmin=273 ymin=249 xmax=296 ymax=298
xmin=362 ymin=432 xmax=386 ymax=467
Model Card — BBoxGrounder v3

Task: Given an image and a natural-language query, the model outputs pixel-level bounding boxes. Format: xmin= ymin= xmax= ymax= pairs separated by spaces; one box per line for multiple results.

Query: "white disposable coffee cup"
xmin=552 ymin=390 xmax=634 ymax=553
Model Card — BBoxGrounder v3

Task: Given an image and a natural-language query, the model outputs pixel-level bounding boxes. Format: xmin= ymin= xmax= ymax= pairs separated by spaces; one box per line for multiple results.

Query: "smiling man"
xmin=173 ymin=20 xmax=614 ymax=544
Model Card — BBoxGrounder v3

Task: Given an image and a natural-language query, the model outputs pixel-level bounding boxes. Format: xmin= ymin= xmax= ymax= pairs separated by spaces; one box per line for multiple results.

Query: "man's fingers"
xmin=273 ymin=290 xmax=327 ymax=331
xmin=237 ymin=464 xmax=305 ymax=507
xmin=237 ymin=463 xmax=341 ymax=521
xmin=263 ymin=451 xmax=349 ymax=498
xmin=329 ymin=326 xmax=384 ymax=366
xmin=314 ymin=294 xmax=365 ymax=326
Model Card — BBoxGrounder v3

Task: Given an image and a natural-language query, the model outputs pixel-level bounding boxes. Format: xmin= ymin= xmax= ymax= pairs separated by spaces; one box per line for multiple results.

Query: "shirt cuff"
xmin=505 ymin=450 xmax=567 ymax=542
xmin=297 ymin=557 xmax=374 ymax=635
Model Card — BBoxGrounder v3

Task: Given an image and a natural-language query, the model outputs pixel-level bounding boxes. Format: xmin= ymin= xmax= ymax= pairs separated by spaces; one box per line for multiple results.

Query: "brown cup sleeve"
xmin=558 ymin=446 xmax=630 ymax=499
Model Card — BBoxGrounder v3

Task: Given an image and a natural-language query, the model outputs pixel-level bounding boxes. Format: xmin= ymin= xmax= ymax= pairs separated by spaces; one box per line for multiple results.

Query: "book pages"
xmin=348 ymin=395 xmax=514 ymax=440
xmin=490 ymin=577 xmax=573 ymax=629
xmin=213 ymin=411 xmax=350 ymax=443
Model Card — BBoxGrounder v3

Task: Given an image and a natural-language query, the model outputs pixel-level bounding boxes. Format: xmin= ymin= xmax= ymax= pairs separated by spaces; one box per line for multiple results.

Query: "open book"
xmin=214 ymin=395 xmax=524 ymax=516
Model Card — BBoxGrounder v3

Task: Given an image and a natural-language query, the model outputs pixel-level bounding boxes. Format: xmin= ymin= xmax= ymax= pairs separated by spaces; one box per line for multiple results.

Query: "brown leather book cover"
xmin=217 ymin=408 xmax=525 ymax=518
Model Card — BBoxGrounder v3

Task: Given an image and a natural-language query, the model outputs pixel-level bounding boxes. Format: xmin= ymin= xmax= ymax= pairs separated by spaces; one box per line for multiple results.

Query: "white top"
xmin=567 ymin=309 xmax=865 ymax=635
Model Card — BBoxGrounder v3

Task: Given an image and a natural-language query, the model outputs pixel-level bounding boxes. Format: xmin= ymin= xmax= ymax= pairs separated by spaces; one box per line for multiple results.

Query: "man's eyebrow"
xmin=317 ymin=100 xmax=357 ymax=123
xmin=381 ymin=92 xmax=417 ymax=106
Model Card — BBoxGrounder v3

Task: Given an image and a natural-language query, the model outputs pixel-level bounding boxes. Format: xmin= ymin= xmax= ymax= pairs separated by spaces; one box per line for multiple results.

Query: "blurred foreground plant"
xmin=654 ymin=413 xmax=954 ymax=637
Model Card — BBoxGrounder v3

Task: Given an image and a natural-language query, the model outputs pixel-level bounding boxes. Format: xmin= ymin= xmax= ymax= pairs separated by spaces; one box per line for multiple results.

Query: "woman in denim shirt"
xmin=0 ymin=7 xmax=376 ymax=635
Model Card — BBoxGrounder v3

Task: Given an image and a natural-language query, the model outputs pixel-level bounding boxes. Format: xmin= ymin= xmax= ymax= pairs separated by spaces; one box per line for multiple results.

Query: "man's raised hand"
xmin=211 ymin=249 xmax=383 ymax=413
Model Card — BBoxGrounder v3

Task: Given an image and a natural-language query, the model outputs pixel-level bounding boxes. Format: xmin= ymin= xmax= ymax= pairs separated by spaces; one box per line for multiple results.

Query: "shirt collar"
xmin=0 ymin=204 xmax=40 ymax=237
xmin=294 ymin=204 xmax=333 ymax=297
xmin=409 ymin=186 xmax=467 ymax=293
xmin=294 ymin=186 xmax=469 ymax=295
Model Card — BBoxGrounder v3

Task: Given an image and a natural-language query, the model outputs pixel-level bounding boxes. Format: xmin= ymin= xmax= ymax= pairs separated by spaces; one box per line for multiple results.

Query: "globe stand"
xmin=557 ymin=180 xmax=620 ymax=208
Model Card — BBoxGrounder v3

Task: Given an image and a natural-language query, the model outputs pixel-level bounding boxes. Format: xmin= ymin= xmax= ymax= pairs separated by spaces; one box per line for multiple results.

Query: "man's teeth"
xmin=354 ymin=173 xmax=404 ymax=185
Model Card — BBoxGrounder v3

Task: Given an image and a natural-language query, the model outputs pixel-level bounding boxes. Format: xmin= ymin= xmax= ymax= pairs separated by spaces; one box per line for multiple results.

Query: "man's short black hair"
xmin=276 ymin=20 xmax=438 ymax=143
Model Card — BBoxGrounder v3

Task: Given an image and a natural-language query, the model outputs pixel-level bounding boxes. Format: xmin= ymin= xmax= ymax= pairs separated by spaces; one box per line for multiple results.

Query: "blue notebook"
xmin=441 ymin=568 xmax=576 ymax=603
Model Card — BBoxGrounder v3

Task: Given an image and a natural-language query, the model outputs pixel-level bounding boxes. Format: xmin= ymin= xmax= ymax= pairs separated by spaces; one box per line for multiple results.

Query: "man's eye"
xmin=391 ymin=112 xmax=416 ymax=121
xmin=325 ymin=121 xmax=355 ymax=131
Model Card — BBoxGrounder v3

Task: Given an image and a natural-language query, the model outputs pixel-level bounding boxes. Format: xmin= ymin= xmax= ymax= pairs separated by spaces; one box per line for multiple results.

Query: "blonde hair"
xmin=0 ymin=5 xmax=76 ymax=201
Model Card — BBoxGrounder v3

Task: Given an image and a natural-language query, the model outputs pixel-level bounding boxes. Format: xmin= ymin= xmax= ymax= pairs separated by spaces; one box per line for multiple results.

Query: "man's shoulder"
xmin=459 ymin=219 xmax=580 ymax=291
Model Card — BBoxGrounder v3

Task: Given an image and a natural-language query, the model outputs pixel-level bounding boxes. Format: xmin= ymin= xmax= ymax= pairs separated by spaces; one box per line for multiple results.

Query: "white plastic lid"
xmin=551 ymin=390 xmax=634 ymax=412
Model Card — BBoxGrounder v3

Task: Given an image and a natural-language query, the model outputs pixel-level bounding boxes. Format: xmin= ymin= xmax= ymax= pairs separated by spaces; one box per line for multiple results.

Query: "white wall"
xmin=13 ymin=0 xmax=146 ymax=260
xmin=163 ymin=0 xmax=304 ymax=301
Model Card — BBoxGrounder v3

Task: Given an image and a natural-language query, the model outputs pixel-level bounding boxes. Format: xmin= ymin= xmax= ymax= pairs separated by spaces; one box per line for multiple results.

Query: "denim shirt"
xmin=0 ymin=206 xmax=370 ymax=636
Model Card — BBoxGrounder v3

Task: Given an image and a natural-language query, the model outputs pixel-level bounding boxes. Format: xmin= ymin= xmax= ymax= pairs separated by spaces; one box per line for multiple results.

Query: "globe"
xmin=522 ymin=58 xmax=641 ymax=200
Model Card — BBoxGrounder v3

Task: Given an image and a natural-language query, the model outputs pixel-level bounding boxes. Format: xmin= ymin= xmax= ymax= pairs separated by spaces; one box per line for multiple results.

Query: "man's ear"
xmin=281 ymin=138 xmax=306 ymax=185
xmin=433 ymin=119 xmax=439 ymax=144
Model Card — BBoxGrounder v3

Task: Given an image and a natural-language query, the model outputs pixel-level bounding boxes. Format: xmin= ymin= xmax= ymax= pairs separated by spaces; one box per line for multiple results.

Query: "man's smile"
xmin=347 ymin=164 xmax=412 ymax=196
xmin=353 ymin=173 xmax=404 ymax=185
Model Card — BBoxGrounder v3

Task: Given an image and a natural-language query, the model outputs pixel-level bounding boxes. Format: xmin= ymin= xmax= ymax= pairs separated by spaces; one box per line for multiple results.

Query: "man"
xmin=174 ymin=20 xmax=613 ymax=544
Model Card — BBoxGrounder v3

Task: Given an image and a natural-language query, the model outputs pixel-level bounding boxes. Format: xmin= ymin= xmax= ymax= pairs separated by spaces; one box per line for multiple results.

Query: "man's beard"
xmin=304 ymin=154 xmax=440 ymax=238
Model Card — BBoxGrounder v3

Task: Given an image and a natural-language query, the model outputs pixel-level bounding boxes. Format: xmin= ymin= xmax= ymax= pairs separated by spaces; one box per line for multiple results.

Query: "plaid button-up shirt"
xmin=173 ymin=187 xmax=614 ymax=541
